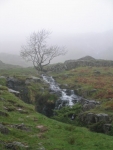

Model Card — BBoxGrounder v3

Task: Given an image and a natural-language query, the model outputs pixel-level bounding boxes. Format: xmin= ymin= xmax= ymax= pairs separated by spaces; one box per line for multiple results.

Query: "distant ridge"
xmin=78 ymin=56 xmax=96 ymax=61
xmin=0 ymin=59 xmax=21 ymax=70
xmin=0 ymin=53 xmax=33 ymax=67
xmin=64 ymin=55 xmax=96 ymax=63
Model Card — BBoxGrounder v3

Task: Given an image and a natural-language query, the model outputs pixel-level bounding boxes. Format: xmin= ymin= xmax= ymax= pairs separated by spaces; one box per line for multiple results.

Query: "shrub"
xmin=53 ymin=104 xmax=82 ymax=125
xmin=0 ymin=86 xmax=8 ymax=91
xmin=88 ymin=121 xmax=105 ymax=133
xmin=68 ymin=136 xmax=75 ymax=145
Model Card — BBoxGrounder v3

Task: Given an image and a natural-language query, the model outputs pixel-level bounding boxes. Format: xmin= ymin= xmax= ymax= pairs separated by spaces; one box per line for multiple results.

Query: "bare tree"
xmin=20 ymin=30 xmax=67 ymax=72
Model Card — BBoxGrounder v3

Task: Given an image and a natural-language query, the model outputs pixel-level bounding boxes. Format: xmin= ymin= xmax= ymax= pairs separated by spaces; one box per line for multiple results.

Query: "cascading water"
xmin=42 ymin=75 xmax=80 ymax=109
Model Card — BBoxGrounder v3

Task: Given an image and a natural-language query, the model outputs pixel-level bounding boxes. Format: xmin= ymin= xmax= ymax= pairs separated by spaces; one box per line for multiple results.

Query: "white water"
xmin=42 ymin=75 xmax=79 ymax=108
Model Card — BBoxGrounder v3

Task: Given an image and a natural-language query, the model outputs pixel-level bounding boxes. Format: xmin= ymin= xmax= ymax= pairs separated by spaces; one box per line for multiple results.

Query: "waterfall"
xmin=42 ymin=74 xmax=80 ymax=109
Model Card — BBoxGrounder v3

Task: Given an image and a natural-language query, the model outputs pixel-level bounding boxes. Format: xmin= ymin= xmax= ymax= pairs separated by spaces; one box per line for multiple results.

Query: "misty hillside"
xmin=65 ymin=30 xmax=113 ymax=60
xmin=0 ymin=53 xmax=33 ymax=67
xmin=0 ymin=31 xmax=113 ymax=66
xmin=48 ymin=30 xmax=113 ymax=63
xmin=78 ymin=56 xmax=96 ymax=61
xmin=0 ymin=59 xmax=21 ymax=69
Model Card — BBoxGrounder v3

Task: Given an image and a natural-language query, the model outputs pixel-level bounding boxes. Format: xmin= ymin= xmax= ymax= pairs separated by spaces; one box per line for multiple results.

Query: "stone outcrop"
xmin=79 ymin=113 xmax=111 ymax=125
xmin=6 ymin=76 xmax=57 ymax=117
xmin=25 ymin=76 xmax=42 ymax=85
xmin=64 ymin=56 xmax=113 ymax=70
xmin=78 ymin=98 xmax=100 ymax=111
xmin=46 ymin=56 xmax=113 ymax=72
xmin=78 ymin=112 xmax=112 ymax=134
xmin=5 ymin=141 xmax=29 ymax=149
xmin=46 ymin=63 xmax=66 ymax=72
xmin=103 ymin=124 xmax=112 ymax=134
xmin=0 ymin=123 xmax=9 ymax=134
xmin=7 ymin=76 xmax=31 ymax=103
xmin=11 ymin=123 xmax=31 ymax=132
xmin=7 ymin=76 xmax=43 ymax=104
xmin=8 ymin=88 xmax=20 ymax=97
xmin=0 ymin=110 xmax=9 ymax=117
xmin=35 ymin=94 xmax=56 ymax=117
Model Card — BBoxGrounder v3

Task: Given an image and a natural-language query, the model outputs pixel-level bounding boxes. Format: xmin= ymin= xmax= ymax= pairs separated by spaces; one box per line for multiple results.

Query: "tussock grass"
xmin=0 ymin=66 xmax=113 ymax=149
xmin=0 ymin=89 xmax=113 ymax=149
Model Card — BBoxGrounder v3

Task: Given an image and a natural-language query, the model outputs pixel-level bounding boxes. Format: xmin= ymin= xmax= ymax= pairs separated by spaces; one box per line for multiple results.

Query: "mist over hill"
xmin=52 ymin=30 xmax=113 ymax=63
xmin=0 ymin=53 xmax=33 ymax=67
xmin=0 ymin=59 xmax=21 ymax=69
xmin=0 ymin=31 xmax=112 ymax=66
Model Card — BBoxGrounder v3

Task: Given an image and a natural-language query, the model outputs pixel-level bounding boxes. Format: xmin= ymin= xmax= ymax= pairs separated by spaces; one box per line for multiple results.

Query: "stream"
xmin=42 ymin=75 xmax=81 ymax=109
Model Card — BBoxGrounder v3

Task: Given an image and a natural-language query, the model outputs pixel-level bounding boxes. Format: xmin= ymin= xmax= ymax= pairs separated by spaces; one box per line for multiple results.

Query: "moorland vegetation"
xmin=0 ymin=56 xmax=113 ymax=149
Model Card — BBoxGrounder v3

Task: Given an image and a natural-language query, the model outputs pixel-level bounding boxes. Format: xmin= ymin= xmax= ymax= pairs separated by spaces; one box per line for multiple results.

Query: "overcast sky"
xmin=0 ymin=0 xmax=113 ymax=61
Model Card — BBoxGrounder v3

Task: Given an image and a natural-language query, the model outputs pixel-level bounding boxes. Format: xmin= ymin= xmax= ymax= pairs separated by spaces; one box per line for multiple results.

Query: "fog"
xmin=0 ymin=0 xmax=113 ymax=64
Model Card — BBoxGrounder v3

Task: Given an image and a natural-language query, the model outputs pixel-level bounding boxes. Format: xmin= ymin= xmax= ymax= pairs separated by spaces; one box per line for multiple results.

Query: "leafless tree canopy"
xmin=20 ymin=30 xmax=67 ymax=71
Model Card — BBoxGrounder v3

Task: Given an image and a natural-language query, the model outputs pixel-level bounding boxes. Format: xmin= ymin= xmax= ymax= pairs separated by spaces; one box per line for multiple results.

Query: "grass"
xmin=1 ymin=86 xmax=113 ymax=149
xmin=0 ymin=66 xmax=113 ymax=149
xmin=50 ymin=66 xmax=113 ymax=111
xmin=49 ymin=66 xmax=113 ymax=133
xmin=0 ymin=67 xmax=37 ymax=76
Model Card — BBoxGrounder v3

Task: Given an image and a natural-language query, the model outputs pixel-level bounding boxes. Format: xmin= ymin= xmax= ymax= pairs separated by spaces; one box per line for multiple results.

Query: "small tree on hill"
xmin=20 ymin=30 xmax=67 ymax=72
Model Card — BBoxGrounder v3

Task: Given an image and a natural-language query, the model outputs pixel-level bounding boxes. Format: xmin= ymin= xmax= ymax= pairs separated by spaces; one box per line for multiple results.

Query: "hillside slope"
xmin=0 ymin=77 xmax=113 ymax=149
xmin=0 ymin=53 xmax=32 ymax=67
xmin=0 ymin=60 xmax=21 ymax=70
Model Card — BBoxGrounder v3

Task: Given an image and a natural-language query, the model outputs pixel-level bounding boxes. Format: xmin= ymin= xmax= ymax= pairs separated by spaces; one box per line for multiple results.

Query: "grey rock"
xmin=25 ymin=76 xmax=41 ymax=84
xmin=93 ymin=70 xmax=101 ymax=74
xmin=0 ymin=124 xmax=9 ymax=134
xmin=38 ymin=143 xmax=45 ymax=150
xmin=8 ymin=88 xmax=20 ymax=94
xmin=79 ymin=98 xmax=99 ymax=105
xmin=0 ymin=110 xmax=8 ymax=117
xmin=0 ymin=76 xmax=6 ymax=79
xmin=79 ymin=113 xmax=95 ymax=125
xmin=7 ymin=76 xmax=18 ymax=83
xmin=7 ymin=76 xmax=31 ymax=103
xmin=90 ymin=89 xmax=97 ymax=93
xmin=5 ymin=141 xmax=29 ymax=149
xmin=103 ymin=124 xmax=112 ymax=134
xmin=95 ymin=113 xmax=110 ymax=123
xmin=0 ymin=97 xmax=4 ymax=101
xmin=82 ymin=103 xmax=96 ymax=111
xmin=45 ymin=57 xmax=113 ymax=73
xmin=13 ymin=123 xmax=31 ymax=132
xmin=79 ymin=113 xmax=111 ymax=126
xmin=8 ymin=88 xmax=20 ymax=97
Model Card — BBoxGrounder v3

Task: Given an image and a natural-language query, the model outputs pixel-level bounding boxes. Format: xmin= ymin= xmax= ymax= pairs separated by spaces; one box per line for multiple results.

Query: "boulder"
xmin=93 ymin=70 xmax=101 ymax=74
xmin=78 ymin=98 xmax=100 ymax=111
xmin=8 ymin=88 xmax=20 ymax=94
xmin=82 ymin=103 xmax=96 ymax=111
xmin=25 ymin=76 xmax=41 ymax=85
xmin=79 ymin=113 xmax=95 ymax=125
xmin=5 ymin=141 xmax=29 ymax=149
xmin=94 ymin=113 xmax=111 ymax=123
xmin=0 ymin=110 xmax=9 ymax=117
xmin=7 ymin=77 xmax=31 ymax=103
xmin=7 ymin=77 xmax=22 ymax=89
xmin=0 ymin=76 xmax=6 ymax=79
xmin=103 ymin=124 xmax=112 ymax=134
xmin=13 ymin=123 xmax=31 ymax=132
xmin=8 ymin=88 xmax=20 ymax=97
xmin=0 ymin=124 xmax=9 ymax=134
xmin=0 ymin=97 xmax=4 ymax=101
xmin=79 ymin=112 xmax=111 ymax=125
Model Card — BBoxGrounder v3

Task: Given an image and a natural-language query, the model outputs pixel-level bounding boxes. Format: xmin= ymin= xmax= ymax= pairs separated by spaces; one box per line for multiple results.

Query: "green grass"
xmin=0 ymin=66 xmax=113 ymax=149
xmin=0 ymin=78 xmax=6 ymax=86
xmin=49 ymin=66 xmax=113 ymax=133
xmin=0 ymin=67 xmax=37 ymax=76
xmin=50 ymin=66 xmax=113 ymax=110
xmin=0 ymin=88 xmax=113 ymax=150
